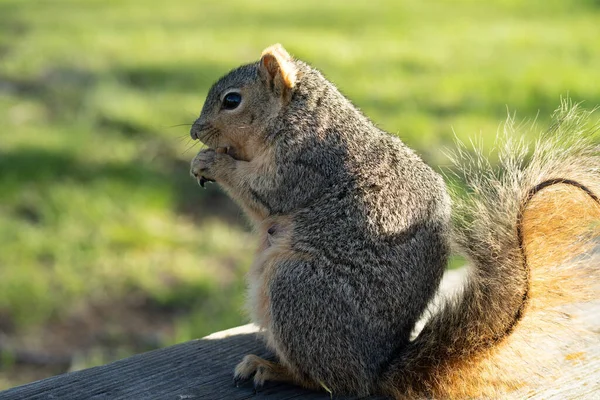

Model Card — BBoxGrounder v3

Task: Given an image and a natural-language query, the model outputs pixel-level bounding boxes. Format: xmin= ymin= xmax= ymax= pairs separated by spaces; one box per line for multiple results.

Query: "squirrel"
xmin=189 ymin=44 xmax=600 ymax=398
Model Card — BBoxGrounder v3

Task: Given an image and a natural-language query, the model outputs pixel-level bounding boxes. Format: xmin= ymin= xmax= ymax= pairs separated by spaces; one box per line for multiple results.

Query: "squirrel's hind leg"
xmin=234 ymin=354 xmax=319 ymax=390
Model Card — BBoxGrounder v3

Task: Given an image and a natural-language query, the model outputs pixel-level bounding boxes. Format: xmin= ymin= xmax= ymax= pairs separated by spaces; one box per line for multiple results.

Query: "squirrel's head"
xmin=190 ymin=44 xmax=298 ymax=161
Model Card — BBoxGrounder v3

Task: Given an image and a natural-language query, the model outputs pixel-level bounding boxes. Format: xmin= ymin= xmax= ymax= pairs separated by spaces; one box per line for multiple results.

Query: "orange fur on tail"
xmin=522 ymin=181 xmax=600 ymax=307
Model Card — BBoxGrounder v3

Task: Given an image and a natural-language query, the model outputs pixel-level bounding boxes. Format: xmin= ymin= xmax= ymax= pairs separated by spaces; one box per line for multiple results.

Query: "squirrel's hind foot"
xmin=234 ymin=354 xmax=327 ymax=393
xmin=234 ymin=354 xmax=292 ymax=389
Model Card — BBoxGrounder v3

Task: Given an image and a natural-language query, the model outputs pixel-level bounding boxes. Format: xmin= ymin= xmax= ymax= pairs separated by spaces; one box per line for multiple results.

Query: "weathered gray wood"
xmin=0 ymin=269 xmax=598 ymax=400
xmin=0 ymin=324 xmax=383 ymax=400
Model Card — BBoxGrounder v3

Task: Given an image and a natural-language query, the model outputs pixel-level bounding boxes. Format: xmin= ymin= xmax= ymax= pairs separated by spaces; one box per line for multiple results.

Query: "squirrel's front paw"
xmin=190 ymin=148 xmax=232 ymax=187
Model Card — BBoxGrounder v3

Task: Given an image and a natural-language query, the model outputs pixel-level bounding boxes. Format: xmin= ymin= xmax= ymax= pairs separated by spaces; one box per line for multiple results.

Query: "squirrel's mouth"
xmin=218 ymin=145 xmax=248 ymax=162
xmin=190 ymin=120 xmax=218 ymax=146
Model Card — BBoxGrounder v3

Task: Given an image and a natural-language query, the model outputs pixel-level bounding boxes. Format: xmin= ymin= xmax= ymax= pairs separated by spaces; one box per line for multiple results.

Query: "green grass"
xmin=1 ymin=0 xmax=599 ymax=390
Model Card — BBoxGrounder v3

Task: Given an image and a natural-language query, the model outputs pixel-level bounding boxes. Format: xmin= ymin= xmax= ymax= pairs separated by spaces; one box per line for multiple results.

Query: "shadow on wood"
xmin=0 ymin=327 xmax=385 ymax=400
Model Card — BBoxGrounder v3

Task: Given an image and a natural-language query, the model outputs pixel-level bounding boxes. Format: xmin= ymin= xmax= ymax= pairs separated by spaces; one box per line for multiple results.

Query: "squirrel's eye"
xmin=222 ymin=92 xmax=242 ymax=110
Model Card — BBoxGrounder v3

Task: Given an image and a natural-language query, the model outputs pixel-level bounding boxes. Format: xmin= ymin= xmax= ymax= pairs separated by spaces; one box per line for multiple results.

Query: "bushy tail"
xmin=380 ymin=101 xmax=600 ymax=399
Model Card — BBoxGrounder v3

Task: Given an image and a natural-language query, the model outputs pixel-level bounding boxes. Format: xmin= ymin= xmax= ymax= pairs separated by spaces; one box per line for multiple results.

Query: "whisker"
xmin=201 ymin=128 xmax=218 ymax=145
xmin=166 ymin=123 xmax=194 ymax=128
xmin=181 ymin=140 xmax=200 ymax=155
xmin=176 ymin=134 xmax=192 ymax=142
xmin=184 ymin=124 xmax=220 ymax=149
xmin=207 ymin=130 xmax=219 ymax=140
xmin=198 ymin=122 xmax=215 ymax=131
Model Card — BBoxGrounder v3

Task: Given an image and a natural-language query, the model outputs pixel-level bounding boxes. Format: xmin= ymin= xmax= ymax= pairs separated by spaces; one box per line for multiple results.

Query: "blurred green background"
xmin=0 ymin=0 xmax=599 ymax=390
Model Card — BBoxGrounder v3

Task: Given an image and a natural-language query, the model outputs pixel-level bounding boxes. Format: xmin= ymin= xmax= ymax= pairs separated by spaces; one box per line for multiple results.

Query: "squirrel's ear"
xmin=259 ymin=44 xmax=297 ymax=92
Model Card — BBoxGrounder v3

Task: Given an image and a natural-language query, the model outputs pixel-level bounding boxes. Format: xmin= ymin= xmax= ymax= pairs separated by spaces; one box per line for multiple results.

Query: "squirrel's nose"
xmin=190 ymin=120 xmax=200 ymax=140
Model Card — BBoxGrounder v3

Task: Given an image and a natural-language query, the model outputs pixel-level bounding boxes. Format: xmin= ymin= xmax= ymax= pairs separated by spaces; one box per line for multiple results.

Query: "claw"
xmin=253 ymin=381 xmax=264 ymax=393
xmin=198 ymin=176 xmax=215 ymax=188
xmin=233 ymin=374 xmax=252 ymax=388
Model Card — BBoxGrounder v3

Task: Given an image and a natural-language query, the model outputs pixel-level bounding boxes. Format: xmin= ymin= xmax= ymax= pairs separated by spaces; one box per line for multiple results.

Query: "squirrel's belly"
xmin=247 ymin=216 xmax=297 ymax=330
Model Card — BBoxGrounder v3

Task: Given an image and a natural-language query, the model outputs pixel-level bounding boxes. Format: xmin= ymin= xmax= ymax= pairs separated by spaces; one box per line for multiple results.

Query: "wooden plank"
xmin=0 ymin=324 xmax=383 ymax=400
xmin=0 ymin=269 xmax=598 ymax=400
